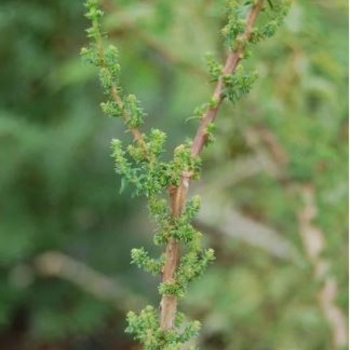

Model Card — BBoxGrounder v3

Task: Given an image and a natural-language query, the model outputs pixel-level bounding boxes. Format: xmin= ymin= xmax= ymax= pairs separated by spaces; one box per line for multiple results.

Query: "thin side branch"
xmin=94 ymin=27 xmax=148 ymax=153
xmin=191 ymin=0 xmax=264 ymax=158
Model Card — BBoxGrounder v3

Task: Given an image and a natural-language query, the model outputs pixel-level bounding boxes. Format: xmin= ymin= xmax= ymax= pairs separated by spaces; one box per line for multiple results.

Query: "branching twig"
xmin=86 ymin=9 xmax=149 ymax=155
xmin=160 ymin=0 xmax=265 ymax=331
xmin=83 ymin=0 xmax=290 ymax=346
xmin=191 ymin=0 xmax=264 ymax=158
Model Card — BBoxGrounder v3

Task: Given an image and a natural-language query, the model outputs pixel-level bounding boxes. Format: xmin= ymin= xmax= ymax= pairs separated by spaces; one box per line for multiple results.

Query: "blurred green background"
xmin=0 ymin=0 xmax=348 ymax=349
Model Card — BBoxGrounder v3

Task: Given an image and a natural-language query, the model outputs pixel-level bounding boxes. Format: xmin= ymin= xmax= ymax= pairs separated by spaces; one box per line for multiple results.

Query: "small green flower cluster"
xmin=126 ymin=306 xmax=201 ymax=350
xmin=81 ymin=0 xmax=145 ymax=131
xmin=223 ymin=64 xmax=259 ymax=104
xmin=220 ymin=0 xmax=291 ymax=104
xmin=223 ymin=0 xmax=290 ymax=50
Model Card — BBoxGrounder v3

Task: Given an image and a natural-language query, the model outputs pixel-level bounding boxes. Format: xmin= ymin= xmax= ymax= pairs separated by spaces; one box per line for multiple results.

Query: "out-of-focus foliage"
xmin=0 ymin=0 xmax=347 ymax=349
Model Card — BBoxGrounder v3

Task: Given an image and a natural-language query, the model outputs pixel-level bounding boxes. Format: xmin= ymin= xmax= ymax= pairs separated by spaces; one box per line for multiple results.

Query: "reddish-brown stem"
xmin=191 ymin=0 xmax=264 ymax=158
xmin=160 ymin=172 xmax=190 ymax=330
xmin=98 ymin=38 xmax=147 ymax=150
xmin=160 ymin=0 xmax=265 ymax=331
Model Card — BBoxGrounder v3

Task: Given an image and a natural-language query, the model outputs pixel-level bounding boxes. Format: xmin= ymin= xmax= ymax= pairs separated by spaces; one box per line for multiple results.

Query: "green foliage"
xmin=0 ymin=0 xmax=347 ymax=349
xmin=223 ymin=65 xmax=259 ymax=104
xmin=131 ymin=247 xmax=164 ymax=276
xmin=222 ymin=0 xmax=290 ymax=50
xmin=82 ymin=0 xmax=289 ymax=348
xmin=82 ymin=0 xmax=221 ymax=345
xmin=126 ymin=307 xmax=201 ymax=350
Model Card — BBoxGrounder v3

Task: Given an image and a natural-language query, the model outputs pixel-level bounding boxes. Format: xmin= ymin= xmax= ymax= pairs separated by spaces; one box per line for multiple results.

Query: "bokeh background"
xmin=0 ymin=0 xmax=348 ymax=349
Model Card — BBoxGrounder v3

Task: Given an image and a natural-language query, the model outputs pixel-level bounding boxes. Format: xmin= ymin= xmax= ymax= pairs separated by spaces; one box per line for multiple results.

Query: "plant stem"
xmin=159 ymin=0 xmax=265 ymax=331
xmin=191 ymin=0 xmax=264 ymax=158
xmin=95 ymin=30 xmax=148 ymax=151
